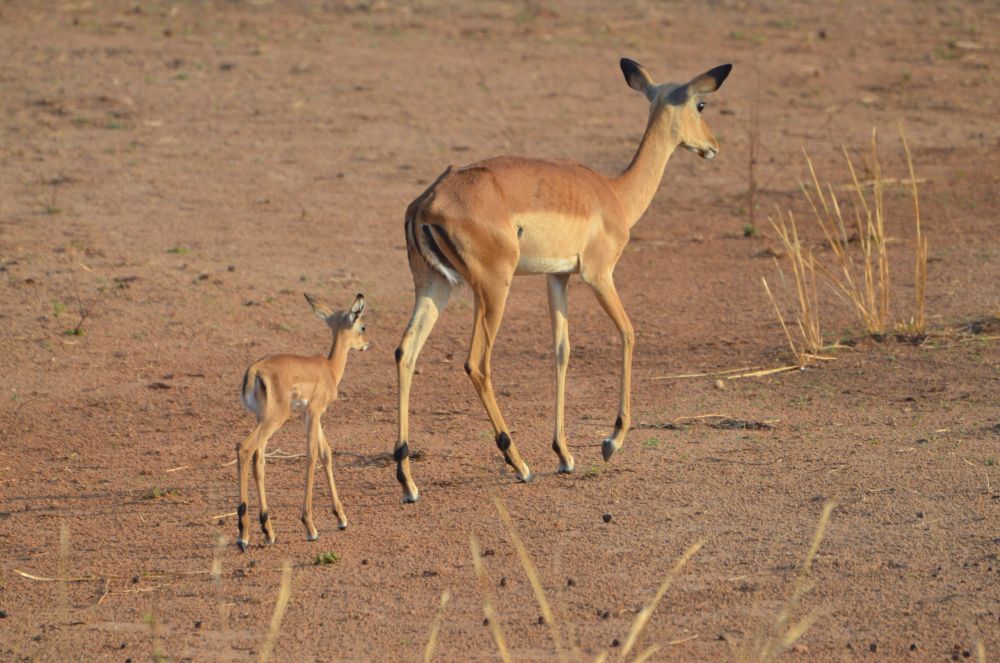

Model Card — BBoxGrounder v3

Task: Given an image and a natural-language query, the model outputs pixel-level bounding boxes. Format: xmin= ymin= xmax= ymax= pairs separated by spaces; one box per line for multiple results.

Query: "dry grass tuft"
xmin=735 ymin=502 xmax=835 ymax=663
xmin=765 ymin=125 xmax=929 ymax=359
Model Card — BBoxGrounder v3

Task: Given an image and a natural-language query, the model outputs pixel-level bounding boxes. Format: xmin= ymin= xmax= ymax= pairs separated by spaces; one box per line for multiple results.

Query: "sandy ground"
xmin=1 ymin=1 xmax=999 ymax=661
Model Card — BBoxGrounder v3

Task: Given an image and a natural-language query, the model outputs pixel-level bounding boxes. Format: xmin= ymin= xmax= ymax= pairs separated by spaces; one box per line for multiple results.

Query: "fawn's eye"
xmin=697 ymin=101 xmax=706 ymax=113
xmin=360 ymin=324 xmax=366 ymax=332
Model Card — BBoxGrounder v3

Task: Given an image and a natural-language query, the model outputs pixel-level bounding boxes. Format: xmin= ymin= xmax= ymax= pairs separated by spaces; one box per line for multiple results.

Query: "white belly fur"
xmin=515 ymin=255 xmax=579 ymax=275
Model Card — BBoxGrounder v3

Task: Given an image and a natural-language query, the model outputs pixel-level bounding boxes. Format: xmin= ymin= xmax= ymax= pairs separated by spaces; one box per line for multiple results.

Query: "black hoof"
xmin=602 ymin=438 xmax=619 ymax=462
xmin=236 ymin=539 xmax=248 ymax=553
xmin=518 ymin=471 xmax=534 ymax=484
xmin=306 ymin=533 xmax=319 ymax=542
xmin=338 ymin=522 xmax=348 ymax=530
xmin=557 ymin=463 xmax=575 ymax=474
xmin=403 ymin=493 xmax=421 ymax=504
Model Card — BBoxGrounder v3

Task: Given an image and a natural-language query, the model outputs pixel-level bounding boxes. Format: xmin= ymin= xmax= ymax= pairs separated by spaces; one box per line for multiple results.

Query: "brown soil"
xmin=2 ymin=2 xmax=999 ymax=661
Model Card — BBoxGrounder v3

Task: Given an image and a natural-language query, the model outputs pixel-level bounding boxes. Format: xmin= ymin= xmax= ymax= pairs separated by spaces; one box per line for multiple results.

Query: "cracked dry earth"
xmin=1 ymin=1 xmax=998 ymax=661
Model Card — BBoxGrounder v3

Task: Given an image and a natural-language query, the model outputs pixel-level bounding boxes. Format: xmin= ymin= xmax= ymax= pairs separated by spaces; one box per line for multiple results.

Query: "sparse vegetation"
xmin=142 ymin=486 xmax=178 ymax=500
xmin=313 ymin=551 xmax=339 ymax=565
xmin=764 ymin=125 xmax=929 ymax=363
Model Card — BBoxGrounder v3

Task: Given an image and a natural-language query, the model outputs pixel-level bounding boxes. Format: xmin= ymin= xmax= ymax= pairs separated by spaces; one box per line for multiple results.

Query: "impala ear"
xmin=349 ymin=293 xmax=365 ymax=321
xmin=687 ymin=64 xmax=733 ymax=95
xmin=304 ymin=293 xmax=334 ymax=320
xmin=620 ymin=58 xmax=656 ymax=100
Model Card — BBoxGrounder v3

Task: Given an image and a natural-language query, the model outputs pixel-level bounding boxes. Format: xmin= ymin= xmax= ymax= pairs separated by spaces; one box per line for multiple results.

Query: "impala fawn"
xmin=235 ymin=293 xmax=369 ymax=551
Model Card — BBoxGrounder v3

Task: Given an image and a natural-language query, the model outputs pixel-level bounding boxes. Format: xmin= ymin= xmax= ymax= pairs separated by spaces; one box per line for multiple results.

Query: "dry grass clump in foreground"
xmin=764 ymin=125 xmax=928 ymax=366
xmin=453 ymin=498 xmax=837 ymax=662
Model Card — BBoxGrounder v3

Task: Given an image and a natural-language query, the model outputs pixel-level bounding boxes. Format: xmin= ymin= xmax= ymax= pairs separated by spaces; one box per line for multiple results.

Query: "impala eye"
xmin=697 ymin=101 xmax=706 ymax=113
xmin=360 ymin=324 xmax=366 ymax=332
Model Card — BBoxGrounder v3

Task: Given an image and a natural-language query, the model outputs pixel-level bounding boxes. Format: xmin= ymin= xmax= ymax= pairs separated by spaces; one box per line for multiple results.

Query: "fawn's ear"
xmin=304 ymin=293 xmax=334 ymax=320
xmin=686 ymin=64 xmax=733 ymax=95
xmin=620 ymin=58 xmax=656 ymax=100
xmin=349 ymin=293 xmax=365 ymax=321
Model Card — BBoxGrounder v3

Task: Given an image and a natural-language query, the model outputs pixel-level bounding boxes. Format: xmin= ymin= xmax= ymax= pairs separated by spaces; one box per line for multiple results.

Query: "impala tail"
xmin=240 ymin=368 xmax=265 ymax=415
xmin=404 ymin=166 xmax=463 ymax=286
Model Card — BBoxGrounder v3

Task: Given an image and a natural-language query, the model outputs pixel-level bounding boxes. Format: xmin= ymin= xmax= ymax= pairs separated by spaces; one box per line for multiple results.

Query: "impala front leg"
xmin=547 ymin=274 xmax=574 ymax=473
xmin=588 ymin=275 xmax=634 ymax=461
xmin=252 ymin=447 xmax=275 ymax=544
xmin=318 ymin=426 xmax=348 ymax=530
xmin=301 ymin=411 xmax=322 ymax=541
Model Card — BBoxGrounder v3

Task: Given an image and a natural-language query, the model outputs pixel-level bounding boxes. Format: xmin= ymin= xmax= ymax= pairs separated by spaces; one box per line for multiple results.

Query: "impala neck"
xmin=613 ymin=107 xmax=680 ymax=226
xmin=325 ymin=333 xmax=351 ymax=386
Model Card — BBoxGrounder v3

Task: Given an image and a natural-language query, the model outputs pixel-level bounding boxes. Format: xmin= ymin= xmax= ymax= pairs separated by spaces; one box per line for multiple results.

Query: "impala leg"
xmin=467 ymin=280 xmax=532 ymax=482
xmin=236 ymin=412 xmax=285 ymax=551
xmin=546 ymin=274 xmax=574 ymax=473
xmin=301 ymin=410 xmax=323 ymax=541
xmin=318 ymin=424 xmax=348 ymax=530
xmin=587 ymin=275 xmax=635 ymax=461
xmin=252 ymin=446 xmax=275 ymax=544
xmin=395 ymin=273 xmax=452 ymax=503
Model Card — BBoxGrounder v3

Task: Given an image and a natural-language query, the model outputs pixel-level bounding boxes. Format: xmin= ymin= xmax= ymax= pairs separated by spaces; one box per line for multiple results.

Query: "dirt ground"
xmin=1 ymin=1 xmax=999 ymax=661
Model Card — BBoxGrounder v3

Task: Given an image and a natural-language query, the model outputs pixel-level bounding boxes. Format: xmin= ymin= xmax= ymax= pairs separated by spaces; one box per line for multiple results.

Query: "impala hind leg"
xmin=467 ymin=279 xmax=532 ymax=482
xmin=395 ymin=272 xmax=452 ymax=503
xmin=547 ymin=274 xmax=574 ymax=473
xmin=586 ymin=274 xmax=635 ymax=461
xmin=236 ymin=411 xmax=286 ymax=551
xmin=318 ymin=425 xmax=348 ymax=530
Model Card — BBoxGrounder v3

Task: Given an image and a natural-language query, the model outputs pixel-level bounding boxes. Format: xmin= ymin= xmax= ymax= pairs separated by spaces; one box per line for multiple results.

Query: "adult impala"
xmin=393 ymin=58 xmax=732 ymax=502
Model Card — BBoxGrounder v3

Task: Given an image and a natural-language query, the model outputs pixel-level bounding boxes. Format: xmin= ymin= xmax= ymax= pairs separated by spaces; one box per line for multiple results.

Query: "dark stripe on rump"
xmin=421 ymin=224 xmax=459 ymax=276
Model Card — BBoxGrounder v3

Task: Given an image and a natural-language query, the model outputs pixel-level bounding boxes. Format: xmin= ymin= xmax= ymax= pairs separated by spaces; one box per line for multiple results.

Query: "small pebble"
xmin=910 ymin=643 xmax=918 ymax=651
xmin=714 ymin=379 xmax=725 ymax=390
xmin=499 ymin=576 xmax=507 ymax=587
xmin=483 ymin=617 xmax=489 ymax=626
xmin=537 ymin=616 xmax=544 ymax=625
xmin=870 ymin=643 xmax=877 ymax=652
xmin=611 ymin=638 xmax=620 ymax=648
xmin=194 ymin=620 xmax=202 ymax=629
xmin=567 ymin=577 xmax=576 ymax=587
xmin=602 ymin=513 xmax=612 ymax=524
xmin=361 ymin=559 xmax=368 ymax=565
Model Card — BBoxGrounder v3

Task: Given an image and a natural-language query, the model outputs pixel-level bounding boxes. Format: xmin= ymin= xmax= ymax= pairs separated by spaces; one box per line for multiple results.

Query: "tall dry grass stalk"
xmin=492 ymin=495 xmax=567 ymax=663
xmin=765 ymin=206 xmax=824 ymax=361
xmin=736 ymin=502 xmax=835 ymax=663
xmin=899 ymin=124 xmax=927 ymax=333
xmin=422 ymin=590 xmax=451 ymax=663
xmin=619 ymin=539 xmax=704 ymax=658
xmin=258 ymin=559 xmax=293 ymax=663
xmin=801 ymin=131 xmax=890 ymax=335
xmin=469 ymin=535 xmax=513 ymax=663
